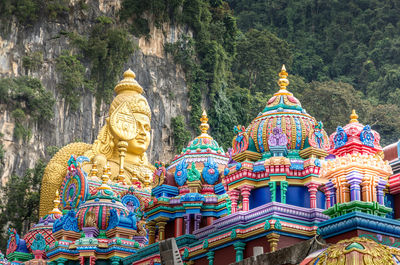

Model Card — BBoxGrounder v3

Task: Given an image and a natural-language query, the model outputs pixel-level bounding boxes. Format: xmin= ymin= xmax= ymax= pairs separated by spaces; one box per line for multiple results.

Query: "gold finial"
xmin=114 ymin=68 xmax=143 ymax=95
xmin=199 ymin=110 xmax=210 ymax=134
xmin=99 ymin=163 xmax=112 ymax=190
xmin=350 ymin=109 xmax=359 ymax=123
xmin=49 ymin=190 xmax=62 ymax=215
xmin=117 ymin=167 xmax=126 ymax=185
xmin=90 ymin=162 xmax=98 ymax=179
xmin=277 ymin=64 xmax=289 ymax=90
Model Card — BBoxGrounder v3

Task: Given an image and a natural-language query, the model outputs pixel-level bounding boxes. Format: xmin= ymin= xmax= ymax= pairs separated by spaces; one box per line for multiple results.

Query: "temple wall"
xmin=0 ymin=0 xmax=192 ymax=184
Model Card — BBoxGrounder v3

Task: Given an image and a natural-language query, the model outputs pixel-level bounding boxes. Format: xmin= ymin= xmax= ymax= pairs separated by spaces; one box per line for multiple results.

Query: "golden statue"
xmin=39 ymin=69 xmax=155 ymax=217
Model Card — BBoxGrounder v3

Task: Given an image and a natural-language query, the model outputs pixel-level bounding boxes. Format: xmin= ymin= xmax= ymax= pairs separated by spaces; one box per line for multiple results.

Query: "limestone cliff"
xmin=0 ymin=0 xmax=191 ymax=183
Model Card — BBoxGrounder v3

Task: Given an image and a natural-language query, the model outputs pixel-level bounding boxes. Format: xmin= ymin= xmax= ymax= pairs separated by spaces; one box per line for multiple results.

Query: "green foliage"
xmin=227 ymin=0 xmax=400 ymax=143
xmin=171 ymin=116 xmax=191 ymax=152
xmin=46 ymin=145 xmax=60 ymax=158
xmin=11 ymin=109 xmax=31 ymax=141
xmin=55 ymin=51 xmax=87 ymax=111
xmin=0 ymin=77 xmax=54 ymax=141
xmin=120 ymin=0 xmax=183 ymax=36
xmin=233 ymin=29 xmax=292 ymax=93
xmin=0 ymin=160 xmax=45 ymax=252
xmin=68 ymin=16 xmax=136 ymax=104
xmin=0 ymin=0 xmax=69 ymax=26
xmin=22 ymin=51 xmax=43 ymax=72
xmin=298 ymin=81 xmax=400 ymax=146
xmin=0 ymin=76 xmax=54 ymax=121
xmin=0 ymin=133 xmax=4 ymax=166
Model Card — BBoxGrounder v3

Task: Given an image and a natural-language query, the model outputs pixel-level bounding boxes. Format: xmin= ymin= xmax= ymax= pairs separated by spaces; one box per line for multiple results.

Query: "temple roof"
xmin=242 ymin=65 xmax=330 ymax=155
xmin=329 ymin=110 xmax=383 ymax=156
xmin=167 ymin=111 xmax=228 ymax=187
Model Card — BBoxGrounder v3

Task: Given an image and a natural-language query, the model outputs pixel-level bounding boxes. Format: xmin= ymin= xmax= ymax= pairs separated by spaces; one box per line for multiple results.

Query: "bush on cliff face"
xmin=56 ymin=51 xmax=87 ymax=111
xmin=0 ymin=0 xmax=69 ymax=26
xmin=0 ymin=77 xmax=54 ymax=122
xmin=171 ymin=115 xmax=192 ymax=152
xmin=0 ymin=77 xmax=54 ymax=141
xmin=66 ymin=16 xmax=136 ymax=106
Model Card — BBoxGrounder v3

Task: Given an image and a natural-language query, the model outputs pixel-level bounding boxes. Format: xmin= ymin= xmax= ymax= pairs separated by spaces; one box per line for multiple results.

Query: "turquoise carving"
xmin=175 ymin=159 xmax=189 ymax=186
xmin=202 ymin=157 xmax=219 ymax=185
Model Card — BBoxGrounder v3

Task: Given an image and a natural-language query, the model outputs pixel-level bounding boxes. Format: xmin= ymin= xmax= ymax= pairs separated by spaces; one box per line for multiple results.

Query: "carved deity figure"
xmin=268 ymin=127 xmax=288 ymax=147
xmin=39 ymin=69 xmax=155 ymax=217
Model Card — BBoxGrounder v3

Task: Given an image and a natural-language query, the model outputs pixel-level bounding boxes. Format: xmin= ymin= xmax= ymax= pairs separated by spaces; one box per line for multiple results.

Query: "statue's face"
xmin=127 ymin=113 xmax=151 ymax=155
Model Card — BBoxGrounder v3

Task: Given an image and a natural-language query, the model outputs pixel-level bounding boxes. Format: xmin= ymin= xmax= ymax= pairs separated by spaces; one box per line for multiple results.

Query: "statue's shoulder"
xmin=48 ymin=142 xmax=92 ymax=167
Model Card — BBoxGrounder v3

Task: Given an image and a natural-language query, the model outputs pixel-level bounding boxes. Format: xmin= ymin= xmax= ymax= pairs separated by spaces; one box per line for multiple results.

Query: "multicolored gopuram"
xmin=3 ymin=66 xmax=400 ymax=265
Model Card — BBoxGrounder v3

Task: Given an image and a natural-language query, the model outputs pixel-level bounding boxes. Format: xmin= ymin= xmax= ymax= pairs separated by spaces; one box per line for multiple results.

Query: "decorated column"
xmin=194 ymin=214 xmax=202 ymax=231
xmin=157 ymin=221 xmax=167 ymax=241
xmin=269 ymin=181 xmax=277 ymax=202
xmin=241 ymin=185 xmax=253 ymax=211
xmin=266 ymin=233 xmax=280 ymax=252
xmin=324 ymin=181 xmax=336 ymax=208
xmin=233 ymin=241 xmax=246 ymax=262
xmin=228 ymin=189 xmax=240 ymax=214
xmin=184 ymin=214 xmax=191 ymax=234
xmin=347 ymin=172 xmax=363 ymax=201
xmin=280 ymin=181 xmax=288 ymax=204
xmin=206 ymin=217 xmax=215 ymax=226
xmin=206 ymin=251 xmax=215 ymax=265
xmin=306 ymin=182 xmax=319 ymax=208
xmin=377 ymin=179 xmax=387 ymax=205
xmin=148 ymin=223 xmax=156 ymax=244
xmin=174 ymin=217 xmax=184 ymax=238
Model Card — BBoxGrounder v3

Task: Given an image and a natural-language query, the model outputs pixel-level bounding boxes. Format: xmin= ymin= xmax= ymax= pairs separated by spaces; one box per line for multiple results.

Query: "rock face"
xmin=0 ymin=0 xmax=191 ymax=183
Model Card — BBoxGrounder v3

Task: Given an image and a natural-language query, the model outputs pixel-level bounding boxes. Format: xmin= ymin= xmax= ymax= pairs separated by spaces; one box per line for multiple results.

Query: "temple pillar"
xmin=241 ymin=185 xmax=253 ymax=211
xmin=89 ymin=256 xmax=96 ymax=265
xmin=269 ymin=181 xmax=277 ymax=202
xmin=56 ymin=258 xmax=68 ymax=265
xmin=361 ymin=175 xmax=372 ymax=202
xmin=266 ymin=233 xmax=280 ymax=252
xmin=194 ymin=214 xmax=202 ymax=231
xmin=206 ymin=251 xmax=215 ymax=265
xmin=184 ymin=214 xmax=191 ymax=234
xmin=157 ymin=220 xmax=168 ymax=241
xmin=174 ymin=217 xmax=184 ymax=238
xmin=110 ymin=257 xmax=121 ymax=265
xmin=306 ymin=182 xmax=319 ymax=208
xmin=233 ymin=241 xmax=246 ymax=262
xmin=377 ymin=179 xmax=387 ymax=205
xmin=347 ymin=172 xmax=363 ymax=201
xmin=337 ymin=177 xmax=350 ymax=203
xmin=206 ymin=217 xmax=215 ymax=226
xmin=148 ymin=222 xmax=156 ymax=244
xmin=324 ymin=181 xmax=336 ymax=208
xmin=228 ymin=189 xmax=240 ymax=214
xmin=280 ymin=181 xmax=288 ymax=204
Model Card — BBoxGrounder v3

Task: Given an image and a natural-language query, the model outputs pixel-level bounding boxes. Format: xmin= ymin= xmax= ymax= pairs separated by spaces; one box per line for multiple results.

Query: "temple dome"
xmin=167 ymin=111 xmax=229 ymax=186
xmin=24 ymin=192 xmax=62 ymax=252
xmin=75 ymin=168 xmax=129 ymax=230
xmin=300 ymin=237 xmax=400 ymax=264
xmin=329 ymin=110 xmax=383 ymax=156
xmin=243 ymin=66 xmax=330 ymax=156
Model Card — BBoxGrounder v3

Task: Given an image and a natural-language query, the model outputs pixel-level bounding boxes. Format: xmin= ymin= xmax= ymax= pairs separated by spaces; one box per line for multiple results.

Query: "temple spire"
xmin=49 ymin=190 xmax=62 ymax=215
xmin=200 ymin=110 xmax=210 ymax=134
xmin=99 ymin=163 xmax=112 ymax=190
xmin=277 ymin=64 xmax=289 ymax=90
xmin=349 ymin=109 xmax=359 ymax=123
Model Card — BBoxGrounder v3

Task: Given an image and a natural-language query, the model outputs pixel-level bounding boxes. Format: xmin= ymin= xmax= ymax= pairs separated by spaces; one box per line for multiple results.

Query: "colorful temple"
xmin=3 ymin=66 xmax=400 ymax=265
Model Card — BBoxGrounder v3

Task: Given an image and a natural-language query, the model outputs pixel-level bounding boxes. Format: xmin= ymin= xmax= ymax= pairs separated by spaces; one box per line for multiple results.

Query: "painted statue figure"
xmin=39 ymin=69 xmax=155 ymax=217
xmin=268 ymin=127 xmax=288 ymax=147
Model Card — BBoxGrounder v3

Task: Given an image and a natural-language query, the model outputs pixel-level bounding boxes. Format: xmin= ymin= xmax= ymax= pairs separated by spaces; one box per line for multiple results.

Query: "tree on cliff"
xmin=0 ymin=161 xmax=44 ymax=252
